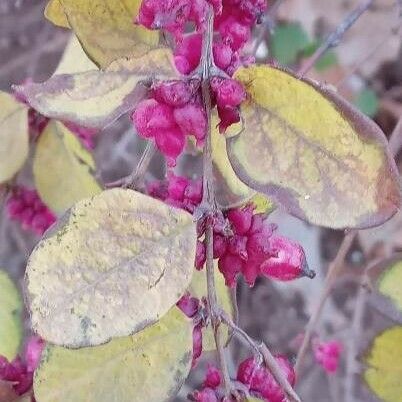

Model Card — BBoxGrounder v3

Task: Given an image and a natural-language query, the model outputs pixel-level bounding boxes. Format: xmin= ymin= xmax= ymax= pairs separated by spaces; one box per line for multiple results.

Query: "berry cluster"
xmin=147 ymin=173 xmax=203 ymax=213
xmin=131 ymin=80 xmax=207 ymax=166
xmin=147 ymin=175 xmax=314 ymax=287
xmin=190 ymin=356 xmax=295 ymax=401
xmin=6 ymin=186 xmax=56 ymax=235
xmin=134 ymin=0 xmax=249 ymax=165
xmin=312 ymin=339 xmax=343 ymax=374
xmin=207 ymin=204 xmax=314 ymax=287
xmin=0 ymin=336 xmax=44 ymax=400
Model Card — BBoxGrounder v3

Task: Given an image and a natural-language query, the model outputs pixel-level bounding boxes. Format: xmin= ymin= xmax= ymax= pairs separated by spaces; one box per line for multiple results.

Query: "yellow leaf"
xmin=47 ymin=0 xmax=160 ymax=68
xmin=34 ymin=308 xmax=192 ymax=402
xmin=15 ymin=48 xmax=176 ymax=129
xmin=0 ymin=91 xmax=28 ymax=184
xmin=228 ymin=65 xmax=401 ymax=229
xmin=364 ymin=326 xmax=402 ymax=402
xmin=252 ymin=193 xmax=275 ymax=214
xmin=44 ymin=0 xmax=70 ymax=28
xmin=26 ymin=189 xmax=197 ymax=348
xmin=33 ymin=121 xmax=101 ymax=215
xmin=189 ymin=267 xmax=233 ymax=351
xmin=54 ymin=35 xmax=97 ymax=75
xmin=212 ymin=113 xmax=255 ymax=209
xmin=0 ymin=271 xmax=23 ymax=361
xmin=378 ymin=260 xmax=402 ymax=312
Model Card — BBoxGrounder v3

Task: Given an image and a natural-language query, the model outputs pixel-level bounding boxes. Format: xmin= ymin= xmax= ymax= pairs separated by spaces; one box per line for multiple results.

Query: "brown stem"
xmin=298 ymin=0 xmax=374 ymax=76
xmin=220 ymin=310 xmax=302 ymax=402
xmin=200 ymin=7 xmax=233 ymax=398
xmin=294 ymin=230 xmax=357 ymax=377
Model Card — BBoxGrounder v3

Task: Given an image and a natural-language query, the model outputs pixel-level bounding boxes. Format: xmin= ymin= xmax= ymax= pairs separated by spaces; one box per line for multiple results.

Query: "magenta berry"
xmin=260 ymin=235 xmax=315 ymax=281
xmin=313 ymin=339 xmax=343 ymax=374
xmin=203 ymin=365 xmax=221 ymax=389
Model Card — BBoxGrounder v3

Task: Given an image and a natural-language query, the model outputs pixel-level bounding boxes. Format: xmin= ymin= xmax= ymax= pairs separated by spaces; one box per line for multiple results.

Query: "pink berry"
xmin=191 ymin=387 xmax=219 ymax=402
xmin=154 ymin=126 xmax=186 ymax=166
xmin=218 ymin=253 xmax=243 ymax=287
xmin=227 ymin=204 xmax=253 ymax=235
xmin=213 ymin=233 xmax=227 ymax=258
xmin=174 ymin=103 xmax=207 ymax=144
xmin=203 ymin=365 xmax=222 ymax=389
xmin=211 ymin=77 xmax=246 ymax=109
xmin=313 ymin=339 xmax=343 ymax=374
xmin=260 ymin=235 xmax=315 ymax=281
xmin=153 ymin=80 xmax=196 ymax=107
xmin=195 ymin=240 xmax=207 ymax=270
xmin=177 ymin=293 xmax=200 ymax=318
xmin=192 ymin=324 xmax=203 ymax=367
xmin=24 ymin=336 xmax=45 ymax=373
xmin=174 ymin=33 xmax=202 ymax=74
xmin=218 ymin=16 xmax=251 ymax=50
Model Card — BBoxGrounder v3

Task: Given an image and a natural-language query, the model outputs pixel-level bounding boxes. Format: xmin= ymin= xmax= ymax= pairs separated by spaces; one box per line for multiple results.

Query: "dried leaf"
xmin=14 ymin=49 xmax=176 ymax=129
xmin=0 ymin=91 xmax=28 ymax=184
xmin=189 ymin=268 xmax=233 ymax=351
xmin=33 ymin=121 xmax=101 ymax=215
xmin=34 ymin=308 xmax=192 ymax=402
xmin=0 ymin=271 xmax=22 ymax=361
xmin=228 ymin=65 xmax=401 ymax=229
xmin=26 ymin=189 xmax=197 ymax=347
xmin=45 ymin=0 xmax=160 ymax=68
xmin=364 ymin=326 xmax=402 ymax=402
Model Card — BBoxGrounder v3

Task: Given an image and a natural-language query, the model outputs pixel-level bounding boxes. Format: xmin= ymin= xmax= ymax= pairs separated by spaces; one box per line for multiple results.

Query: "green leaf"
xmin=228 ymin=65 xmax=401 ymax=229
xmin=33 ymin=121 xmax=101 ymax=215
xmin=26 ymin=189 xmax=197 ymax=348
xmin=0 ymin=91 xmax=28 ymax=184
xmin=45 ymin=0 xmax=160 ymax=68
xmin=14 ymin=48 xmax=176 ymax=129
xmin=0 ymin=271 xmax=23 ymax=361
xmin=34 ymin=308 xmax=192 ymax=402
xmin=354 ymin=88 xmax=379 ymax=118
xmin=364 ymin=326 xmax=402 ymax=402
xmin=271 ymin=23 xmax=309 ymax=65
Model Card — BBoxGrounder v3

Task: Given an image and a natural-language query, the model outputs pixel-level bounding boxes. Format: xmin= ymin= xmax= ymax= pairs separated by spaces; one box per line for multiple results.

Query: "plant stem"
xmin=294 ymin=230 xmax=357 ymax=377
xmin=298 ymin=0 xmax=374 ymax=76
xmin=200 ymin=7 xmax=233 ymax=397
xmin=220 ymin=310 xmax=302 ymax=402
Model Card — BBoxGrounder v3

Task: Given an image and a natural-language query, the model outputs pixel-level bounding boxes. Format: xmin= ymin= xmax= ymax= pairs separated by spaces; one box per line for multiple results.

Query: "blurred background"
xmin=0 ymin=0 xmax=401 ymax=401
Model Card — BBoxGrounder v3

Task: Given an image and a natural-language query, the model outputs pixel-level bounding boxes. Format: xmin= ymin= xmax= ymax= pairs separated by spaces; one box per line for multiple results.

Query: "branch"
xmin=298 ymin=0 xmax=374 ymax=76
xmin=220 ymin=311 xmax=302 ymax=402
xmin=388 ymin=117 xmax=402 ymax=157
xmin=105 ymin=141 xmax=155 ymax=189
xmin=199 ymin=7 xmax=233 ymax=398
xmin=294 ymin=230 xmax=357 ymax=377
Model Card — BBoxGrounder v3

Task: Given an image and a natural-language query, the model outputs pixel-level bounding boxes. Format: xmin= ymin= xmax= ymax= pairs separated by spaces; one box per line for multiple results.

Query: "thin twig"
xmin=294 ymin=231 xmax=357 ymax=377
xmin=298 ymin=0 xmax=374 ymax=76
xmin=105 ymin=142 xmax=155 ymax=189
xmin=388 ymin=117 xmax=402 ymax=157
xmin=200 ymin=7 xmax=233 ymax=398
xmin=344 ymin=267 xmax=372 ymax=402
xmin=220 ymin=310 xmax=302 ymax=402
xmin=252 ymin=0 xmax=285 ymax=56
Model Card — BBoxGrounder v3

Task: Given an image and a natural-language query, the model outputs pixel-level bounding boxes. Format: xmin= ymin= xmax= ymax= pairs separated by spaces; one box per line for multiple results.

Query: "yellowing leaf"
xmin=378 ymin=260 xmax=402 ymax=312
xmin=252 ymin=193 xmax=275 ymax=214
xmin=33 ymin=121 xmax=101 ymax=215
xmin=44 ymin=0 xmax=69 ymax=28
xmin=189 ymin=267 xmax=233 ymax=351
xmin=54 ymin=35 xmax=97 ymax=75
xmin=0 ymin=271 xmax=23 ymax=361
xmin=212 ymin=114 xmax=255 ymax=209
xmin=26 ymin=189 xmax=197 ymax=348
xmin=228 ymin=65 xmax=401 ymax=229
xmin=34 ymin=308 xmax=192 ymax=402
xmin=0 ymin=91 xmax=28 ymax=184
xmin=364 ymin=326 xmax=402 ymax=402
xmin=15 ymin=48 xmax=176 ymax=129
xmin=47 ymin=0 xmax=160 ymax=68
